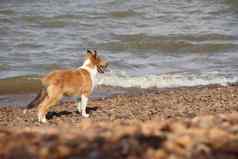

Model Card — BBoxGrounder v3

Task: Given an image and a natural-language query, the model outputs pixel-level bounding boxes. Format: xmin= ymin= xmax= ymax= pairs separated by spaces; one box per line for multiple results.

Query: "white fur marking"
xmin=79 ymin=59 xmax=97 ymax=92
xmin=77 ymin=99 xmax=81 ymax=112
xmin=81 ymin=95 xmax=89 ymax=117
xmin=77 ymin=102 xmax=81 ymax=113
xmin=38 ymin=112 xmax=47 ymax=123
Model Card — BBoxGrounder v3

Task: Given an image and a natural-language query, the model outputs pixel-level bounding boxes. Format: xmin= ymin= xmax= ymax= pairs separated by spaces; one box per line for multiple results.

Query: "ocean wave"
xmin=109 ymin=10 xmax=139 ymax=18
xmin=0 ymin=9 xmax=15 ymax=16
xmin=22 ymin=16 xmax=68 ymax=28
xmin=0 ymin=71 xmax=237 ymax=95
xmin=97 ymin=71 xmax=238 ymax=88
xmin=97 ymin=33 xmax=238 ymax=53
xmin=112 ymin=33 xmax=238 ymax=42
xmin=0 ymin=64 xmax=10 ymax=70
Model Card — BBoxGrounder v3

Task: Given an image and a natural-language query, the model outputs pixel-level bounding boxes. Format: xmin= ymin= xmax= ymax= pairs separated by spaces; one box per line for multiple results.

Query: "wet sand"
xmin=0 ymin=85 xmax=238 ymax=158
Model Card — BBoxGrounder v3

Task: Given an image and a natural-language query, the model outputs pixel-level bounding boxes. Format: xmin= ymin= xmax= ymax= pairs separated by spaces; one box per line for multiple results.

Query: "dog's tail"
xmin=25 ymin=87 xmax=47 ymax=111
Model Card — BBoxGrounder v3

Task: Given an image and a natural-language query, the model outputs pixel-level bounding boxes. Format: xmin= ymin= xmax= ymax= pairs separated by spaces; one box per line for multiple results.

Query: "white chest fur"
xmin=79 ymin=59 xmax=97 ymax=92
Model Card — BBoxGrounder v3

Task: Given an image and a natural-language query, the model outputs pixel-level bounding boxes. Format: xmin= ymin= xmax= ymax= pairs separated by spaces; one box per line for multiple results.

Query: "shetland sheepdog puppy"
xmin=25 ymin=49 xmax=108 ymax=123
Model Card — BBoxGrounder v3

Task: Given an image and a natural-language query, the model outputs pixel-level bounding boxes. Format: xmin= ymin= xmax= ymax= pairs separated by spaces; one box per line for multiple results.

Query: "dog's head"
xmin=85 ymin=49 xmax=109 ymax=73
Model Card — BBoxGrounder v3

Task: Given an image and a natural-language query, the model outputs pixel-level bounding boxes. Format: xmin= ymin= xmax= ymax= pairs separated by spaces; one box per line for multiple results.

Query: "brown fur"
xmin=42 ymin=69 xmax=92 ymax=96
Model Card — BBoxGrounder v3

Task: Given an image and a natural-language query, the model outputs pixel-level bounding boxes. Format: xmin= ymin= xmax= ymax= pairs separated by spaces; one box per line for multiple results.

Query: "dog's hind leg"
xmin=76 ymin=97 xmax=82 ymax=113
xmin=38 ymin=85 xmax=63 ymax=123
xmin=38 ymin=97 xmax=54 ymax=123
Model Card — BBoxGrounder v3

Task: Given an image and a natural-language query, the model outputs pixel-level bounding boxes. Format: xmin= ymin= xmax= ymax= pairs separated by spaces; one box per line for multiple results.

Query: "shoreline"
xmin=0 ymin=84 xmax=238 ymax=126
xmin=0 ymin=83 xmax=236 ymax=107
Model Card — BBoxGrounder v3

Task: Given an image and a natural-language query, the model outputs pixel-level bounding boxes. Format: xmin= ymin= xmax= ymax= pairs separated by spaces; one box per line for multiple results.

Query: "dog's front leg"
xmin=81 ymin=95 xmax=89 ymax=117
xmin=76 ymin=97 xmax=81 ymax=112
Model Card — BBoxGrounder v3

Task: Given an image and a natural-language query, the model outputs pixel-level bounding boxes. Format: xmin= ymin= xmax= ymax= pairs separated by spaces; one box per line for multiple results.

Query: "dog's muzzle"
xmin=97 ymin=63 xmax=109 ymax=73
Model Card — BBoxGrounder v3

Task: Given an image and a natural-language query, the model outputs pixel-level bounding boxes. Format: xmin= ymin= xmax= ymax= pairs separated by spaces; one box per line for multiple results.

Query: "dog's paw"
xmin=40 ymin=118 xmax=48 ymax=123
xmin=38 ymin=113 xmax=48 ymax=123
xmin=82 ymin=113 xmax=89 ymax=118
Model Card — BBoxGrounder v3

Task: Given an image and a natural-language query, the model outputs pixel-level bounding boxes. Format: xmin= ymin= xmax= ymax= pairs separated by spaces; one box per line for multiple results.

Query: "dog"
xmin=25 ymin=49 xmax=108 ymax=123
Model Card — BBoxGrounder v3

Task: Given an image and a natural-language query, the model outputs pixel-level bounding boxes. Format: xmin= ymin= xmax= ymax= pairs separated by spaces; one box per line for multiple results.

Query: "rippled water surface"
xmin=1 ymin=0 xmax=238 ymax=91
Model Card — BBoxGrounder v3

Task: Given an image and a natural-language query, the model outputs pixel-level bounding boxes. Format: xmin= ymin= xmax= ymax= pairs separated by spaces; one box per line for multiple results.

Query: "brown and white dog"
xmin=25 ymin=49 xmax=108 ymax=123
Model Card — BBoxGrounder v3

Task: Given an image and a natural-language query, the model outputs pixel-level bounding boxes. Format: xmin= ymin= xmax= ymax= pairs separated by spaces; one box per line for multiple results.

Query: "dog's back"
xmin=41 ymin=69 xmax=92 ymax=96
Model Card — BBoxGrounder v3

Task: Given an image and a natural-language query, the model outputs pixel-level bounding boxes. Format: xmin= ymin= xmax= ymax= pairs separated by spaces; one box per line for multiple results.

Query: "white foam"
xmin=97 ymin=71 xmax=238 ymax=88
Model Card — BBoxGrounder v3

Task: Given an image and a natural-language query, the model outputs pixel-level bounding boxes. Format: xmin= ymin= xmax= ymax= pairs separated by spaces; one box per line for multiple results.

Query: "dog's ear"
xmin=87 ymin=49 xmax=92 ymax=55
xmin=86 ymin=49 xmax=97 ymax=59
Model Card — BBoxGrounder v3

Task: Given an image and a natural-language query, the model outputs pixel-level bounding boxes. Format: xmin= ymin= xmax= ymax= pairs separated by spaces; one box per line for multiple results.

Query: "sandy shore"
xmin=0 ymin=84 xmax=238 ymax=158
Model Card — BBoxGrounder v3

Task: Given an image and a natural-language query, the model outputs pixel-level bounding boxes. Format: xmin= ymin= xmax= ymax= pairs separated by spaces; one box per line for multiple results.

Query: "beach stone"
xmin=1 ymin=85 xmax=238 ymax=158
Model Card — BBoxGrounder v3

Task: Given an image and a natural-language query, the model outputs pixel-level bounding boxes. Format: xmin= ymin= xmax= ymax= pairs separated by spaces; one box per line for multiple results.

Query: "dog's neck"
xmin=79 ymin=59 xmax=97 ymax=90
xmin=79 ymin=59 xmax=97 ymax=76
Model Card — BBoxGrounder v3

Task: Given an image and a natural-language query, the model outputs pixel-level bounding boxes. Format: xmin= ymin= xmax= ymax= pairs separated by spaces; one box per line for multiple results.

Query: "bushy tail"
xmin=26 ymin=87 xmax=47 ymax=109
